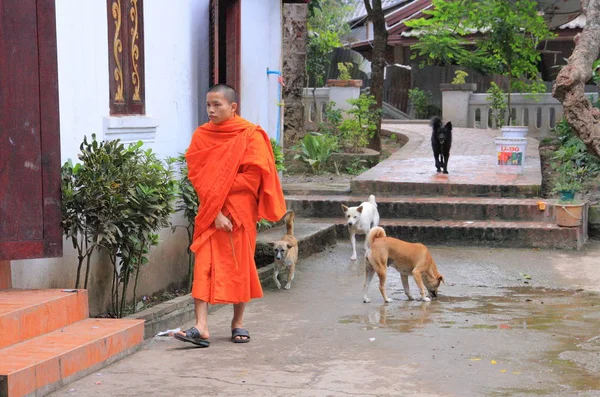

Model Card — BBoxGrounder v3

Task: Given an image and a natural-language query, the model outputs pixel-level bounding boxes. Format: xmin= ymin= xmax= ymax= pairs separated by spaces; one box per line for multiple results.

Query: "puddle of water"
xmin=339 ymin=286 xmax=600 ymax=393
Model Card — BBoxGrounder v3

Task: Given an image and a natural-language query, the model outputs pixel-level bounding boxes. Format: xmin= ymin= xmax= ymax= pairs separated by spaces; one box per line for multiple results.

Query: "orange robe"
xmin=185 ymin=115 xmax=286 ymax=304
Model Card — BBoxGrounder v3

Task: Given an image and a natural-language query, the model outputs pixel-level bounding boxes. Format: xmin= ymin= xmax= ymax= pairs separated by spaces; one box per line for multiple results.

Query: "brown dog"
xmin=364 ymin=227 xmax=444 ymax=303
xmin=272 ymin=211 xmax=298 ymax=290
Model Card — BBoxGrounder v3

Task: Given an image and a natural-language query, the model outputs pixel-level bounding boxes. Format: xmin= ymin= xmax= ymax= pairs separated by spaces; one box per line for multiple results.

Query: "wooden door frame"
xmin=0 ymin=0 xmax=62 ymax=260
xmin=210 ymin=0 xmax=241 ymax=108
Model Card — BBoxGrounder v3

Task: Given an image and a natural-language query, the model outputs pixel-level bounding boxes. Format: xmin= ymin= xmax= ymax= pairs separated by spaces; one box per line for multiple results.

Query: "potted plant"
xmin=551 ymin=160 xmax=586 ymax=227
xmin=326 ymin=62 xmax=363 ymax=88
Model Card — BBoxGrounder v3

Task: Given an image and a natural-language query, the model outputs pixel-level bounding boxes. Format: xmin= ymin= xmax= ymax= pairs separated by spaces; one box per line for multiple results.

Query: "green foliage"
xmin=306 ymin=0 xmax=350 ymax=88
xmin=318 ymin=101 xmax=343 ymax=136
xmin=337 ymin=62 xmax=353 ymax=80
xmin=61 ymin=159 xmax=96 ymax=290
xmin=167 ymin=153 xmax=199 ymax=293
xmin=451 ymin=70 xmax=468 ymax=84
xmin=486 ymin=82 xmax=507 ymax=128
xmin=406 ymin=0 xmax=554 ymax=125
xmin=270 ymin=138 xmax=286 ymax=172
xmin=339 ymin=94 xmax=381 ymax=152
xmin=408 ymin=88 xmax=432 ymax=119
xmin=551 ymin=119 xmax=600 ymax=199
xmin=294 ymin=133 xmax=339 ymax=173
xmin=256 ymin=219 xmax=276 ymax=232
xmin=345 ymin=158 xmax=369 ymax=175
xmin=65 ymin=135 xmax=177 ymax=318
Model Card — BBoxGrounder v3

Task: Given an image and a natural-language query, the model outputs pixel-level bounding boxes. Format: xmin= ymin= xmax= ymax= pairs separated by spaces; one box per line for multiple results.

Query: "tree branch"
xmin=552 ymin=0 xmax=600 ymax=158
xmin=363 ymin=0 xmax=373 ymax=15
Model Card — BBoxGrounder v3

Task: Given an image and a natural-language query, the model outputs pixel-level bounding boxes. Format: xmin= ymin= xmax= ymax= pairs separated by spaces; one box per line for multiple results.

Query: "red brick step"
xmin=0 ymin=318 xmax=144 ymax=397
xmin=0 ymin=289 xmax=89 ymax=350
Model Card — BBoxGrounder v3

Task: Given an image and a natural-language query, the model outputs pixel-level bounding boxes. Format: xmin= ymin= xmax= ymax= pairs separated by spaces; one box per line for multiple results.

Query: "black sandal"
xmin=174 ymin=327 xmax=210 ymax=347
xmin=231 ymin=328 xmax=250 ymax=343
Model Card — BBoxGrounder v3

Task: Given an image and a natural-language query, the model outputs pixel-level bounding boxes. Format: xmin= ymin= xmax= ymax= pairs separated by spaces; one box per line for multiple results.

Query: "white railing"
xmin=468 ymin=92 xmax=598 ymax=137
xmin=302 ymin=87 xmax=330 ymax=125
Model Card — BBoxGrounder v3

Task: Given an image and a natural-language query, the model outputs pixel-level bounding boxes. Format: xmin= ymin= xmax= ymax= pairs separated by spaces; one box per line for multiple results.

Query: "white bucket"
xmin=495 ymin=137 xmax=528 ymax=174
xmin=501 ymin=126 xmax=528 ymax=138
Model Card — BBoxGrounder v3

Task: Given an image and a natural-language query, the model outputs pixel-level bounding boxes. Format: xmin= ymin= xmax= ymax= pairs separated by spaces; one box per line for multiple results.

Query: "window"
xmin=107 ymin=0 xmax=145 ymax=115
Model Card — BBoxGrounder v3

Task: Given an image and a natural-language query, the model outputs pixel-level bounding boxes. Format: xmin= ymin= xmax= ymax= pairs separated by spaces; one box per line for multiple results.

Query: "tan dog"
xmin=272 ymin=211 xmax=298 ymax=290
xmin=364 ymin=227 xmax=445 ymax=303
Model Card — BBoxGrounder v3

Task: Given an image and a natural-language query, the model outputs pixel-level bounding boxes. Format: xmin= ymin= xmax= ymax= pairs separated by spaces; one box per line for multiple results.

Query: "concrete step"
xmin=255 ymin=221 xmax=337 ymax=270
xmin=350 ymin=179 xmax=540 ymax=198
xmin=283 ymin=183 xmax=351 ymax=196
xmin=0 ymin=318 xmax=144 ymax=397
xmin=301 ymin=218 xmax=585 ymax=250
xmin=0 ymin=289 xmax=89 ymax=349
xmin=286 ymin=195 xmax=556 ymax=222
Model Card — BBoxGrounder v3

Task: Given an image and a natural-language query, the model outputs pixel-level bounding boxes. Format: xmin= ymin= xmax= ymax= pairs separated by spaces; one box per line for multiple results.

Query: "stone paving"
xmin=357 ymin=123 xmax=541 ymax=188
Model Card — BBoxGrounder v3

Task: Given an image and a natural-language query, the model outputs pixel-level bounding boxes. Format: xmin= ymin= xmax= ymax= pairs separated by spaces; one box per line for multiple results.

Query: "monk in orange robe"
xmin=175 ymin=84 xmax=286 ymax=347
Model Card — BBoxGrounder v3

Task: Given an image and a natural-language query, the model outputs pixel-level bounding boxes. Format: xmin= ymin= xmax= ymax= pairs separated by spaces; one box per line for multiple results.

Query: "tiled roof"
xmin=345 ymin=0 xmax=411 ymax=23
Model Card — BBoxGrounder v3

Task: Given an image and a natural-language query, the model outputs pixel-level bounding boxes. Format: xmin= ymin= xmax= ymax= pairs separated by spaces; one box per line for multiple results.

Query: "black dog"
xmin=431 ymin=116 xmax=453 ymax=174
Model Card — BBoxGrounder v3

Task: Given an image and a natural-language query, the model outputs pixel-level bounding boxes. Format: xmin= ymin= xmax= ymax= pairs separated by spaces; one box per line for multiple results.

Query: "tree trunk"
xmin=364 ymin=0 xmax=387 ymax=152
xmin=552 ymin=0 xmax=600 ymax=159
xmin=282 ymin=3 xmax=308 ymax=148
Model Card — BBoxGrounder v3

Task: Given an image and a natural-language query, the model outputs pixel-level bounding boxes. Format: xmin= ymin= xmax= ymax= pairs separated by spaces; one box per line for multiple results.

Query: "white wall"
xmin=240 ymin=0 xmax=283 ymax=142
xmin=11 ymin=0 xmax=211 ymax=315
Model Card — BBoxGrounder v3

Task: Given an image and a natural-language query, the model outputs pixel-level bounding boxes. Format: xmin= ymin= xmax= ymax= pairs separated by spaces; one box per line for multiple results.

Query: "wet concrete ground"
xmin=50 ymin=240 xmax=600 ymax=397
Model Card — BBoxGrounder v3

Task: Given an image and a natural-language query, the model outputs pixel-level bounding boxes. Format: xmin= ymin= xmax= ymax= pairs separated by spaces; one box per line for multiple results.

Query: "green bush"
xmin=337 ymin=62 xmax=353 ymax=80
xmin=451 ymin=70 xmax=468 ymax=84
xmin=339 ymin=94 xmax=380 ymax=152
xmin=486 ymin=82 xmax=507 ymax=128
xmin=408 ymin=88 xmax=432 ymax=119
xmin=294 ymin=132 xmax=339 ymax=173
xmin=63 ymin=135 xmax=177 ymax=318
xmin=270 ymin=138 xmax=286 ymax=172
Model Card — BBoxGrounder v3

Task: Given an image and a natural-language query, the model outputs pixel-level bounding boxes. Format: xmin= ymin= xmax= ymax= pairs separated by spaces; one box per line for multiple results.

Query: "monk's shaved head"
xmin=208 ymin=84 xmax=237 ymax=104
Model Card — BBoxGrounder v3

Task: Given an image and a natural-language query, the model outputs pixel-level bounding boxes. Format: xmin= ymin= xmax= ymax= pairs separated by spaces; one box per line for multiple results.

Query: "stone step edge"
xmin=286 ymin=195 xmax=556 ymax=205
xmin=0 ymin=318 xmax=144 ymax=397
xmin=303 ymin=217 xmax=565 ymax=229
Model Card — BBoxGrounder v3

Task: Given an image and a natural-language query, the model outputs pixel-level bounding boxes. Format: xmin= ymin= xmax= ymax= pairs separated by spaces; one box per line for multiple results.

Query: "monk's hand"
xmin=215 ymin=211 xmax=233 ymax=231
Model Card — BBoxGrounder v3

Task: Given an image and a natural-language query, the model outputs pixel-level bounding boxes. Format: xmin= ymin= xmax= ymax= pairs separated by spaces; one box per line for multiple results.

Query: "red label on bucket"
xmin=501 ymin=146 xmax=521 ymax=152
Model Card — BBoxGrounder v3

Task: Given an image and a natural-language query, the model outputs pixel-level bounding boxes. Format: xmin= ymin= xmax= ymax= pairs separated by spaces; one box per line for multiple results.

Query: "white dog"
xmin=341 ymin=195 xmax=380 ymax=260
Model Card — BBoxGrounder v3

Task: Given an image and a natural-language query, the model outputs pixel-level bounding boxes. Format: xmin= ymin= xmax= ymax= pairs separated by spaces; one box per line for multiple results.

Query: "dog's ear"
xmin=341 ymin=204 xmax=349 ymax=212
xmin=286 ymin=243 xmax=293 ymax=249
xmin=445 ymin=122 xmax=452 ymax=130
xmin=267 ymin=241 xmax=275 ymax=247
xmin=438 ymin=275 xmax=445 ymax=284
xmin=357 ymin=205 xmax=363 ymax=213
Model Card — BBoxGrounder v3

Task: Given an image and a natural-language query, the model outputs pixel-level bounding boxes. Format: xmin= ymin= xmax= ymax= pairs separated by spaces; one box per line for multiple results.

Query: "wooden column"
xmin=0 ymin=261 xmax=11 ymax=289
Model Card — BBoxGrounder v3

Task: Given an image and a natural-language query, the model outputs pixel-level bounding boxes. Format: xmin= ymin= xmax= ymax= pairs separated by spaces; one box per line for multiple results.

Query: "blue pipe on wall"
xmin=266 ymin=68 xmax=283 ymax=145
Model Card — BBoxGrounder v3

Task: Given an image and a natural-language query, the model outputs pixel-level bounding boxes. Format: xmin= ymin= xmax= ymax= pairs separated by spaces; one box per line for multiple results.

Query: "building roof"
xmin=345 ymin=0 xmax=411 ymax=24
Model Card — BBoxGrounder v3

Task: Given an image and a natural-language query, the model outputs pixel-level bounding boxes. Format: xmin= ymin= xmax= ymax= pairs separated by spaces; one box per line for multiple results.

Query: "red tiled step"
xmin=0 ymin=318 xmax=144 ymax=397
xmin=286 ymin=195 xmax=556 ymax=222
xmin=0 ymin=289 xmax=89 ymax=350
xmin=300 ymin=218 xmax=585 ymax=250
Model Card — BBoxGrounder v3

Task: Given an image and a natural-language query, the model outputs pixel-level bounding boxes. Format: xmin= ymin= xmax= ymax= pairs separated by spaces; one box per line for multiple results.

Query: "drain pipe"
xmin=266 ymin=68 xmax=284 ymax=145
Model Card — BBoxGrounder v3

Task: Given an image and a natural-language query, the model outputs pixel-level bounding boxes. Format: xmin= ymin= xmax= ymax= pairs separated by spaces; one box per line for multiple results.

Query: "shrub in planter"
xmin=65 ymin=135 xmax=177 ymax=318
xmin=339 ymin=94 xmax=380 ymax=152
xmin=168 ymin=154 xmax=199 ymax=293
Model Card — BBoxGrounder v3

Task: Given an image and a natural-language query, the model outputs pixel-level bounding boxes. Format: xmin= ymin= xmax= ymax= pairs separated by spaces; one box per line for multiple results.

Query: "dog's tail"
xmin=367 ymin=226 xmax=386 ymax=247
xmin=430 ymin=116 xmax=442 ymax=131
xmin=285 ymin=211 xmax=295 ymax=236
xmin=368 ymin=194 xmax=377 ymax=208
